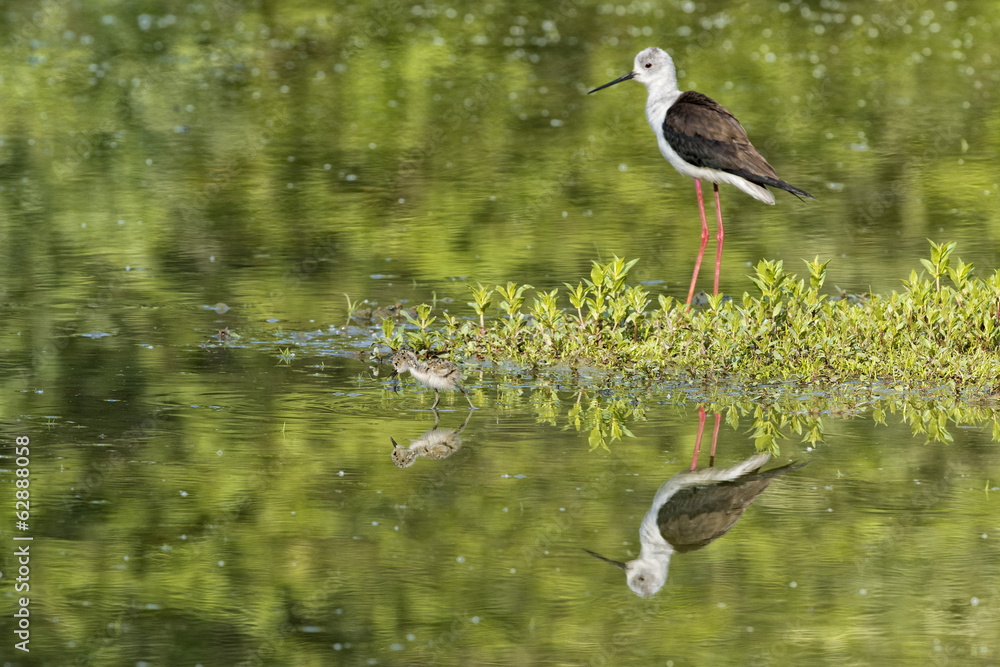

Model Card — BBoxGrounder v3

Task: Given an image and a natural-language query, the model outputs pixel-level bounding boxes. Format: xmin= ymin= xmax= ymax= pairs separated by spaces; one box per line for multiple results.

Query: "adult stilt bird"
xmin=589 ymin=47 xmax=815 ymax=304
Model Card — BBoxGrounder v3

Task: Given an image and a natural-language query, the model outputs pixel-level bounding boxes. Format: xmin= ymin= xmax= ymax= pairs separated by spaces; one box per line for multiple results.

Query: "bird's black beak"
xmin=582 ymin=548 xmax=627 ymax=570
xmin=588 ymin=71 xmax=635 ymax=94
xmin=389 ymin=369 xmax=399 ymax=380
xmin=390 ymin=437 xmax=400 ymax=448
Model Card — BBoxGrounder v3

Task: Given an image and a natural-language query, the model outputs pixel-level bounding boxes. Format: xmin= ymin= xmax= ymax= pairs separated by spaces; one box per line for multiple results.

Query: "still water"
xmin=4 ymin=349 xmax=1000 ymax=665
xmin=2 ymin=0 xmax=1000 ymax=664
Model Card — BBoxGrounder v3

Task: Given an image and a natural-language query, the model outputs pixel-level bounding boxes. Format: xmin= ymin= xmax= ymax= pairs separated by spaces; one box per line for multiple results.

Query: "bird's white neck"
xmin=639 ymin=510 xmax=673 ymax=554
xmin=645 ymin=90 xmax=681 ymax=134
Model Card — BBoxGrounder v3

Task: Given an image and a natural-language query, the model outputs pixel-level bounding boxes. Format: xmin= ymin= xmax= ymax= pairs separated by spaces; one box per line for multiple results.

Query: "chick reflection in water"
xmin=585 ymin=453 xmax=807 ymax=597
xmin=390 ymin=409 xmax=474 ymax=468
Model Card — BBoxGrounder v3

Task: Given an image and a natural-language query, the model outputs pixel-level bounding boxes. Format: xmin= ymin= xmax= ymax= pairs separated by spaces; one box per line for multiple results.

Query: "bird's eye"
xmin=644 ymin=63 xmax=652 ymax=68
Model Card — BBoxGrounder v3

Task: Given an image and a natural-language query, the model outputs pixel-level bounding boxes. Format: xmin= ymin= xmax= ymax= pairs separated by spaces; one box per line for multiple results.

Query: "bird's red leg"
xmin=709 ymin=412 xmax=721 ymax=467
xmin=691 ymin=406 xmax=707 ymax=470
xmin=713 ymin=184 xmax=724 ymax=296
xmin=685 ymin=179 xmax=710 ymax=307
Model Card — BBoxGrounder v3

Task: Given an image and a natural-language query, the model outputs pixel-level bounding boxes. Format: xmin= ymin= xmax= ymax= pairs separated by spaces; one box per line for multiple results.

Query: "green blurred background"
xmin=1 ymin=1 xmax=999 ymax=664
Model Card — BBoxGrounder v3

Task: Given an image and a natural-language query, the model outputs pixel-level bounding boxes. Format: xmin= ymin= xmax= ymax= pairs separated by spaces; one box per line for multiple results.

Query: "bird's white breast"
xmin=644 ymin=92 xmax=776 ymax=205
xmin=409 ymin=366 xmax=457 ymax=390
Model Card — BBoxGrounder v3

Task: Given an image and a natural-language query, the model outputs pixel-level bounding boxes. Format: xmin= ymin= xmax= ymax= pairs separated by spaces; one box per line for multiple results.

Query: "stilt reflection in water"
xmin=585 ymin=450 xmax=808 ymax=597
xmin=389 ymin=408 xmax=474 ymax=468
xmin=690 ymin=406 xmax=722 ymax=470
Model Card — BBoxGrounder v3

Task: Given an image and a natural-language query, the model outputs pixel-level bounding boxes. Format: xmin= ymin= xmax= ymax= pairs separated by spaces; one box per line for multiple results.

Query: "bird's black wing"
xmin=662 ymin=91 xmax=815 ymax=199
xmin=658 ymin=461 xmax=809 ymax=553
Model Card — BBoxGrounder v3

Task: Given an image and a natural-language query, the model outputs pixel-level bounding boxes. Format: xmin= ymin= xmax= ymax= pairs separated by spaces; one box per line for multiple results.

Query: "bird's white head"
xmin=589 ymin=46 xmax=678 ymax=96
xmin=584 ymin=549 xmax=671 ymax=598
xmin=631 ymin=47 xmax=677 ymax=90
xmin=625 ymin=555 xmax=670 ymax=598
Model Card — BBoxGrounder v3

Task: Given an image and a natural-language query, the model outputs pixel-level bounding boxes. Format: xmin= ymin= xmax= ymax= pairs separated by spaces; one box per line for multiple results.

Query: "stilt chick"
xmin=389 ymin=349 xmax=475 ymax=410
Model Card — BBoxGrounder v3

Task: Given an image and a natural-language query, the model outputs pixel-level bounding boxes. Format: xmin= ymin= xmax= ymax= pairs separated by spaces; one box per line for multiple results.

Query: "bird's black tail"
xmin=728 ymin=168 xmax=817 ymax=201
xmin=756 ymin=460 xmax=810 ymax=479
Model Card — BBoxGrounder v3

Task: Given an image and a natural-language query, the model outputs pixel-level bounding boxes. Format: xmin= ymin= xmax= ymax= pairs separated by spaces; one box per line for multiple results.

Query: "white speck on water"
xmin=971 ymin=597 xmax=979 ymax=606
xmin=333 ymin=643 xmax=342 ymax=651
xmin=456 ymin=556 xmax=465 ymax=563
xmin=828 ymin=508 xmax=833 ymax=512
xmin=338 ymin=471 xmax=345 ymax=476
xmin=372 ymin=521 xmax=378 ymax=526
xmin=390 ymin=643 xmax=403 ymax=651
xmin=790 ymin=581 xmax=797 ymax=588
xmin=983 ymin=534 xmax=988 ymax=539
xmin=369 ymin=143 xmax=377 ymax=149
xmin=180 ymin=491 xmax=188 ymax=497
xmin=345 ymin=174 xmax=357 ymax=181
xmin=218 ymin=560 xmax=225 ymax=567
xmin=472 ymin=616 xmax=480 ymax=624
xmin=717 ymin=602 xmax=727 ymax=608
xmin=619 ymin=163 xmax=627 ymax=171
xmin=323 ymin=163 xmax=331 ymax=170
xmin=860 ymin=588 xmax=867 ymax=595
xmin=550 ymin=119 xmax=563 ymax=127
xmin=510 ymin=568 xmax=516 ymax=574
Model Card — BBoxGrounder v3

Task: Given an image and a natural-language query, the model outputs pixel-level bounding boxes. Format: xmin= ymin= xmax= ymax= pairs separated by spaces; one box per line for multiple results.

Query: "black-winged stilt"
xmin=585 ymin=452 xmax=808 ymax=597
xmin=589 ymin=47 xmax=815 ymax=305
xmin=390 ymin=349 xmax=476 ymax=410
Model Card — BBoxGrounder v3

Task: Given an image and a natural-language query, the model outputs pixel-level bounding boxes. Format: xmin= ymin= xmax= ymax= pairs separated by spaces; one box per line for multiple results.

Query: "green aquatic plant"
xmin=376 ymin=241 xmax=1000 ymax=400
